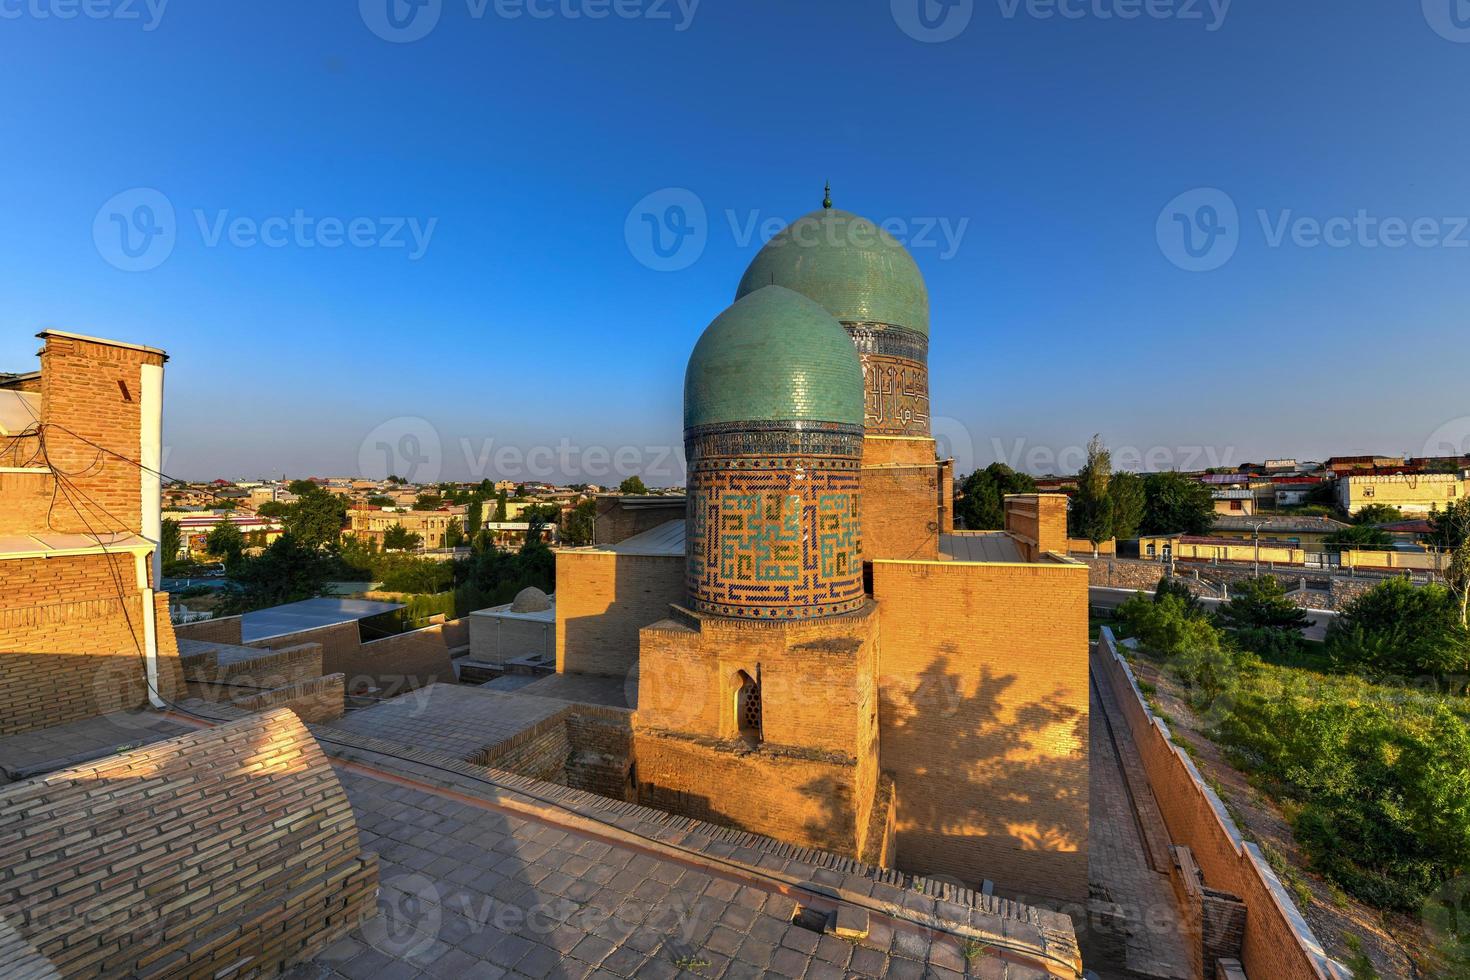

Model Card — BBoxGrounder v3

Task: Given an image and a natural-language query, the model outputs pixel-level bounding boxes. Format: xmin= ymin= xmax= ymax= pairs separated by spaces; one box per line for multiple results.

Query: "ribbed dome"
xmin=736 ymin=209 xmax=929 ymax=337
xmin=684 ymin=286 xmax=863 ymax=431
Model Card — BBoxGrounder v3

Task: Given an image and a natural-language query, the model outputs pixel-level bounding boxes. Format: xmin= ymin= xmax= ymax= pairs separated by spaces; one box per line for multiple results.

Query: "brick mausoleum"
xmin=558 ymin=193 xmax=1093 ymax=904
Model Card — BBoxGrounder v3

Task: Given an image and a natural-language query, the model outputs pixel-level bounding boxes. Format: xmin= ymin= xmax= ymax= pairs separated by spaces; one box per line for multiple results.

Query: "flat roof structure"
xmin=579 ymin=518 xmax=685 ymax=557
xmin=939 ymin=531 xmax=1025 ymax=563
xmin=240 ymin=596 xmax=404 ymax=642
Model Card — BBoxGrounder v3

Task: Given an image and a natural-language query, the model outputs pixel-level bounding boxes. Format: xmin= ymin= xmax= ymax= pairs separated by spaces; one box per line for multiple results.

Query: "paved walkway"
xmin=1089 ymin=665 xmax=1194 ymax=980
xmin=322 ymin=684 xmax=570 ymax=762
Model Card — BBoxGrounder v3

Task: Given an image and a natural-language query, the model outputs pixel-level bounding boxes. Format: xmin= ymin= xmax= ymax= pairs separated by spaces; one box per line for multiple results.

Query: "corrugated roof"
xmin=939 ymin=532 xmax=1025 ymax=563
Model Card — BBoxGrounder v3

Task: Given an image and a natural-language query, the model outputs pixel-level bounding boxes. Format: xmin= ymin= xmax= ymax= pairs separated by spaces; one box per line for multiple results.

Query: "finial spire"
xmin=822 ymin=180 xmax=832 ymax=210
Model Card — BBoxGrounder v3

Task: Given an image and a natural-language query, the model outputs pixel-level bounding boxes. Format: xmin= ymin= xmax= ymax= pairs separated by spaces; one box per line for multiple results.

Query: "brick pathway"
xmin=1089 ymin=670 xmax=1193 ymax=979
xmin=323 ymin=684 xmax=569 ymax=761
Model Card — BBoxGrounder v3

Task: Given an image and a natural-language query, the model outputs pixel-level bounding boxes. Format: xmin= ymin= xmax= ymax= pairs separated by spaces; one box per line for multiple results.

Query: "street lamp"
xmin=1247 ymin=520 xmax=1269 ymax=577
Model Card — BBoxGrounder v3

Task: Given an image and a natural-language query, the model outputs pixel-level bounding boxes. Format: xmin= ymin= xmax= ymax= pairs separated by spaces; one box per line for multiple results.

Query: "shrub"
xmin=1154 ymin=576 xmax=1202 ymax=616
xmin=1327 ymin=579 xmax=1470 ymax=682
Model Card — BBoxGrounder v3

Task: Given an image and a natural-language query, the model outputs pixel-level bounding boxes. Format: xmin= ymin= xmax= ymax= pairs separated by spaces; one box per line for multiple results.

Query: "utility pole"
xmin=1248 ymin=520 xmax=1268 ymax=578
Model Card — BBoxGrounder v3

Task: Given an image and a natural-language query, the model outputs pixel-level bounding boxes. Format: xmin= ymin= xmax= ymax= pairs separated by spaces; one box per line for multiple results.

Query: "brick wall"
xmin=0 ymin=555 xmax=185 ymax=735
xmin=860 ymin=463 xmax=942 ymax=561
xmin=556 ymin=550 xmax=685 ymax=677
xmin=1004 ymin=493 xmax=1070 ymax=561
xmin=36 ymin=333 xmax=162 ymax=537
xmin=0 ymin=709 xmax=377 ymax=976
xmin=871 ymin=558 xmax=1091 ymax=902
xmin=243 ymin=619 xmax=457 ymax=696
xmin=174 ymin=614 xmax=244 ymax=645
xmin=594 ymin=496 xmax=686 ymax=545
xmin=225 ymin=673 xmax=346 ymax=724
xmin=1096 ymin=630 xmax=1348 ymax=980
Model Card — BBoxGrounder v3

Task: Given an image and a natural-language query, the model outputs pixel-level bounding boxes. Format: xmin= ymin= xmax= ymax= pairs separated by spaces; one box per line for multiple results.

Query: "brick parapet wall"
xmin=225 ymin=673 xmax=346 ymax=724
xmin=246 ymin=619 xmax=457 ymax=697
xmin=556 ymin=550 xmax=685 ymax=678
xmin=0 ymin=708 xmax=377 ymax=976
xmin=174 ymin=614 xmax=244 ymax=645
xmin=0 ymin=555 xmax=185 ymax=735
xmin=871 ymin=559 xmax=1090 ymax=902
xmin=1095 ymin=629 xmax=1348 ymax=980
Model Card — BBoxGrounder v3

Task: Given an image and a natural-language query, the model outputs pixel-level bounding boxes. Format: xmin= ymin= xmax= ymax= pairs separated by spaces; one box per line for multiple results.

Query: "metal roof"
xmin=939 ymin=532 xmax=1025 ymax=563
xmin=597 ymin=519 xmax=686 ymax=557
xmin=240 ymin=597 xmax=404 ymax=643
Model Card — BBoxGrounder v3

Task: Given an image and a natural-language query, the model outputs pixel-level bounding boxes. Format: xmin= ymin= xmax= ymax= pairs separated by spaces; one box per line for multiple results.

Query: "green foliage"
xmin=255 ymin=500 xmax=290 ymax=518
xmin=1343 ymin=935 xmax=1380 ymax=980
xmin=494 ymin=489 xmax=508 ymax=522
xmin=414 ymin=493 xmax=443 ymax=510
xmin=287 ymin=479 xmax=318 ymax=496
xmin=1071 ymin=434 xmax=1114 ymax=547
xmin=1219 ymin=576 xmax=1309 ymax=633
xmin=281 ymin=486 xmax=348 ymax=550
xmin=516 ymin=503 xmax=561 ymax=527
xmin=956 ymin=463 xmax=1037 ymax=531
xmin=1325 ymin=524 xmax=1392 ymax=551
xmin=443 ymin=518 xmax=465 ymax=549
xmin=1326 ymin=579 xmax=1470 ymax=681
xmin=216 ymin=534 xmax=333 ymax=614
xmin=382 ymin=523 xmax=422 ymax=551
xmin=1109 ymin=471 xmax=1146 ymax=540
xmin=1118 ymin=593 xmax=1221 ymax=659
xmin=465 ymin=498 xmax=483 ymax=535
xmin=1141 ymin=472 xmax=1216 ymax=536
xmin=618 ymin=475 xmax=649 ymax=495
xmin=1154 ymin=576 xmax=1202 ymax=616
xmin=366 ymin=494 xmax=394 ymax=508
xmin=561 ymin=498 xmax=597 ymax=546
xmin=160 ymin=518 xmax=182 ymax=571
xmin=1215 ymin=666 xmax=1470 ymax=914
xmin=205 ymin=521 xmax=245 ymax=564
xmin=1352 ymin=504 xmax=1404 ymax=526
xmin=1434 ymin=499 xmax=1470 ymax=551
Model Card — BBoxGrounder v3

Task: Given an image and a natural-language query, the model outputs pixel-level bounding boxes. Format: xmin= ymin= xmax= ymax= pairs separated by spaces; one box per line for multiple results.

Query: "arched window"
xmin=734 ymin=669 xmax=762 ymax=743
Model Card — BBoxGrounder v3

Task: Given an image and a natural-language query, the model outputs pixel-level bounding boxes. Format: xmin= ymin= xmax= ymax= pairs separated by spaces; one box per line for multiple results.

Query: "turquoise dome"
xmin=735 ymin=208 xmax=929 ymax=337
xmin=685 ymin=286 xmax=863 ymax=431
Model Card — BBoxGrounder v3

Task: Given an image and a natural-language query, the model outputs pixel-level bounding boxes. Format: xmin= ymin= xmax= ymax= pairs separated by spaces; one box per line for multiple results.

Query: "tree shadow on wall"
xmin=799 ymin=648 xmax=1088 ymax=889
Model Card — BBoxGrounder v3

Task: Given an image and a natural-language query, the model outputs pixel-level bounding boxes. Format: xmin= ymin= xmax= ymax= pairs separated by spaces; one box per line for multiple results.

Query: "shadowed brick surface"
xmin=324 ymin=684 xmax=568 ymax=761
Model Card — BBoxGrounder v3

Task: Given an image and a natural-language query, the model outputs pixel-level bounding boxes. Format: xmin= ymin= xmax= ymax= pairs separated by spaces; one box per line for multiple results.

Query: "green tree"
xmin=1325 ymin=524 xmax=1392 ymax=551
xmin=217 ymin=534 xmax=333 ymax=613
xmin=365 ymin=494 xmax=394 ymax=508
xmin=282 ymin=488 xmax=348 ymax=550
xmin=1447 ymin=539 xmax=1470 ymax=629
xmin=382 ymin=523 xmax=422 ymax=551
xmin=1141 ymin=472 xmax=1216 ymax=536
xmin=205 ymin=521 xmax=245 ymax=565
xmin=1352 ymin=504 xmax=1404 ymax=526
xmin=160 ymin=517 xmax=182 ymax=569
xmin=1327 ymin=579 xmax=1470 ymax=681
xmin=287 ymin=479 xmax=318 ymax=497
xmin=1432 ymin=499 xmax=1470 ymax=551
xmin=955 ymin=463 xmax=1036 ymax=531
xmin=1109 ymin=471 xmax=1146 ymax=540
xmin=619 ymin=475 xmax=649 ymax=495
xmin=561 ymin=498 xmax=597 ymax=546
xmin=465 ymin=498 xmax=484 ymax=536
xmin=1070 ymin=435 xmax=1114 ymax=554
xmin=517 ymin=503 xmax=562 ymax=526
xmin=414 ymin=493 xmax=443 ymax=510
xmin=255 ymin=500 xmax=290 ymax=519
xmin=494 ymin=489 xmax=508 ymax=522
xmin=444 ymin=518 xmax=465 ymax=549
xmin=1219 ymin=576 xmax=1309 ymax=632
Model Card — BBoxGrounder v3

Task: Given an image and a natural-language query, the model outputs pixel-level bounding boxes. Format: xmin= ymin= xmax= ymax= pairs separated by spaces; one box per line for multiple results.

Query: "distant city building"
xmin=346 ymin=505 xmax=467 ymax=549
xmin=1337 ymin=470 xmax=1469 ymax=516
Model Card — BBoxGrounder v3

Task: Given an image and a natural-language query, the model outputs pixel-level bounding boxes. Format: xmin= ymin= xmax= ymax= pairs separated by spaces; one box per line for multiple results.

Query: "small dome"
xmin=735 ymin=208 xmax=929 ymax=337
xmin=685 ymin=286 xmax=863 ymax=432
xmin=510 ymin=587 xmax=552 ymax=613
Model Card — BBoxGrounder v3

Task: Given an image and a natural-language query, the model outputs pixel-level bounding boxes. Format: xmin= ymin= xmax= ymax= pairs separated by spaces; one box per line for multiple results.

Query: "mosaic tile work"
xmin=686 ymin=422 xmax=864 ymax=619
xmin=843 ymin=323 xmax=930 ymax=437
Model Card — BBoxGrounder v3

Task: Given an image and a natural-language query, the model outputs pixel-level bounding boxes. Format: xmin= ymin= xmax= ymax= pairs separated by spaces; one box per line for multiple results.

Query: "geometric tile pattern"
xmin=686 ymin=422 xmax=864 ymax=619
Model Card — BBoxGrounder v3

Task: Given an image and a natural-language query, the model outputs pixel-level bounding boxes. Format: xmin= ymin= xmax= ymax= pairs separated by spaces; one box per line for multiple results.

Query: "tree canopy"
xmin=619 ymin=476 xmax=649 ymax=495
xmin=955 ymin=463 xmax=1036 ymax=530
xmin=1070 ymin=435 xmax=1114 ymax=549
xmin=1141 ymin=472 xmax=1216 ymax=536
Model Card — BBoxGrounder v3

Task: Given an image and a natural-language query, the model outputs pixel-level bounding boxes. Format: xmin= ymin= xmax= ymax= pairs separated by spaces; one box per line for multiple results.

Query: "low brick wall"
xmin=173 ymin=613 xmax=244 ymax=645
xmin=226 ymin=672 xmax=346 ymax=724
xmin=249 ymin=619 xmax=458 ymax=696
xmin=0 ymin=708 xmax=377 ymax=976
xmin=1096 ymin=629 xmax=1348 ymax=979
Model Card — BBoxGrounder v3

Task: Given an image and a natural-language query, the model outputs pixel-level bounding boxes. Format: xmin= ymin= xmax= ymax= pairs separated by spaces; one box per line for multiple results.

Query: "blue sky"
xmin=3 ymin=0 xmax=1468 ymax=484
